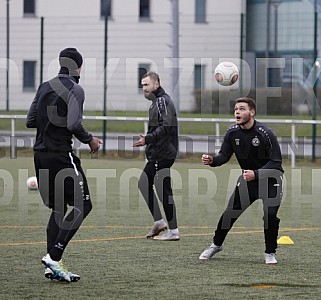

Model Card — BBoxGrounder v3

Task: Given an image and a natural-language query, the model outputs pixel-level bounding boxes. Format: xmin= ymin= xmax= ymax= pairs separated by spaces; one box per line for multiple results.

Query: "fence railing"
xmin=1 ymin=114 xmax=321 ymax=168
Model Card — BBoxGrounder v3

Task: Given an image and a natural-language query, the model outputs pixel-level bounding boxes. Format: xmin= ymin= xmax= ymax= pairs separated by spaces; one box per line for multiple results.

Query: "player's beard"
xmin=237 ymin=113 xmax=251 ymax=126
xmin=144 ymin=91 xmax=156 ymax=101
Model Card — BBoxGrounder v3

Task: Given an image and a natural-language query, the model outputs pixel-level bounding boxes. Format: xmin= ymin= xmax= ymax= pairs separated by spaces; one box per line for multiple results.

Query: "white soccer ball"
xmin=27 ymin=176 xmax=38 ymax=190
xmin=214 ymin=61 xmax=239 ymax=86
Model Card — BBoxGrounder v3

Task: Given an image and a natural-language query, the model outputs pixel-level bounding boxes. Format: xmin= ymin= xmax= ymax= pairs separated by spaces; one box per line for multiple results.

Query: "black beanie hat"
xmin=59 ymin=47 xmax=83 ymax=70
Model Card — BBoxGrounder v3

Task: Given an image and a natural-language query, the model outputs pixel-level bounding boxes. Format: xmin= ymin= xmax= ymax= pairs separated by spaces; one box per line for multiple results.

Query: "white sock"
xmin=170 ymin=228 xmax=179 ymax=235
xmin=154 ymin=219 xmax=165 ymax=225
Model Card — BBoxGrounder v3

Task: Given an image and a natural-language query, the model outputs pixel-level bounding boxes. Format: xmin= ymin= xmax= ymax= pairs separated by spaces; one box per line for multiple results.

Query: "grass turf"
xmin=0 ymin=158 xmax=321 ymax=299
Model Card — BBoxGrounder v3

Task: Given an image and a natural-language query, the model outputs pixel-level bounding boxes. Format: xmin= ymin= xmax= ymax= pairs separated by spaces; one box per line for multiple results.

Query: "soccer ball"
xmin=214 ymin=61 xmax=239 ymax=86
xmin=27 ymin=176 xmax=38 ymax=190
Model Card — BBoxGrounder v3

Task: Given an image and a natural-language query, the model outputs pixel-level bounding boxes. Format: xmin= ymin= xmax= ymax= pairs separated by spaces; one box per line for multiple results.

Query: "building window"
xmin=140 ymin=0 xmax=150 ymax=20
xmin=23 ymin=61 xmax=36 ymax=90
xmin=138 ymin=64 xmax=151 ymax=89
xmin=194 ymin=64 xmax=205 ymax=90
xmin=24 ymin=0 xmax=36 ymax=16
xmin=195 ymin=0 xmax=206 ymax=23
xmin=101 ymin=0 xmax=112 ymax=18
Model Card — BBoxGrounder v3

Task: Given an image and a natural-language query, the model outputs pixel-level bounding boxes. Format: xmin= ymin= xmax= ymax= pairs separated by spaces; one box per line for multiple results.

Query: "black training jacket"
xmin=26 ymin=73 xmax=92 ymax=152
xmin=211 ymin=120 xmax=284 ymax=178
xmin=144 ymin=86 xmax=178 ymax=161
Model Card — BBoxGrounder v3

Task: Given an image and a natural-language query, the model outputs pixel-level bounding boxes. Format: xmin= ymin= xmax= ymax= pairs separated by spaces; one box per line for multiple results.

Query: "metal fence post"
xmin=215 ymin=121 xmax=220 ymax=155
xmin=291 ymin=123 xmax=296 ymax=168
xmin=40 ymin=17 xmax=44 ymax=84
xmin=10 ymin=117 xmax=16 ymax=159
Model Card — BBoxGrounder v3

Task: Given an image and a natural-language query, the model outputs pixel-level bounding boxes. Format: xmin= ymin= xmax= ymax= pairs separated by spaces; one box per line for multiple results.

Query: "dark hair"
xmin=235 ymin=97 xmax=256 ymax=111
xmin=59 ymin=47 xmax=83 ymax=69
xmin=142 ymin=72 xmax=160 ymax=84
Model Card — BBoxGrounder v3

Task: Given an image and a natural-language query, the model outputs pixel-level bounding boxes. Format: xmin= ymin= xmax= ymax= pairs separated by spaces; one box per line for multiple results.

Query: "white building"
xmin=0 ymin=0 xmax=245 ymax=112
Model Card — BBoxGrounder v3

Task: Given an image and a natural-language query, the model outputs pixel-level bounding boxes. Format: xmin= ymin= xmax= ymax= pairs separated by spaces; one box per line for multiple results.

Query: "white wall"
xmin=0 ymin=0 xmax=244 ymax=111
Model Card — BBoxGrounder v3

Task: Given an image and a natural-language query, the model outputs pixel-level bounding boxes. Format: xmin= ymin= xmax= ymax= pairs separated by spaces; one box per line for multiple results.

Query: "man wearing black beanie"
xmin=59 ymin=47 xmax=83 ymax=77
xmin=26 ymin=47 xmax=102 ymax=282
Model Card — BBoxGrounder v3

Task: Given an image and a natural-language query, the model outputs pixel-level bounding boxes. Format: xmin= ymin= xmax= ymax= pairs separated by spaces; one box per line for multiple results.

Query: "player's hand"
xmin=202 ymin=154 xmax=213 ymax=165
xmin=89 ymin=137 xmax=102 ymax=153
xmin=133 ymin=134 xmax=146 ymax=147
xmin=243 ymin=169 xmax=255 ymax=182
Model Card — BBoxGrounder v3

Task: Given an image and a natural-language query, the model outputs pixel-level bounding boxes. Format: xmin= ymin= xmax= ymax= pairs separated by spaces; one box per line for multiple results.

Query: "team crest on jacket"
xmin=252 ymin=137 xmax=260 ymax=146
